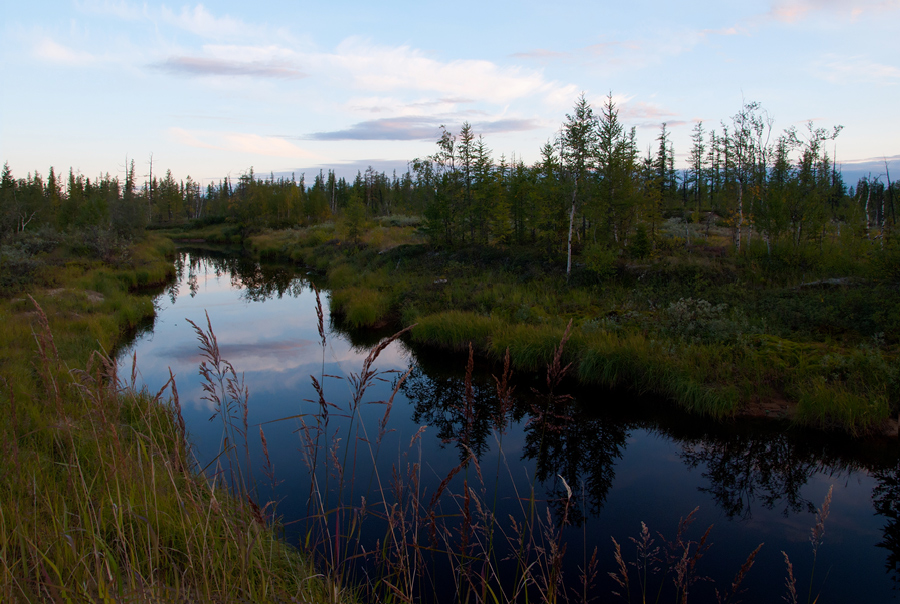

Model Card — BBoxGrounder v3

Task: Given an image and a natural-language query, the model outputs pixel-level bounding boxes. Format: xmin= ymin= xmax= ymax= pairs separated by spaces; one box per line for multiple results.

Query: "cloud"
xmin=815 ymin=55 xmax=900 ymax=85
xmin=78 ymin=1 xmax=290 ymax=43
xmin=306 ymin=116 xmax=542 ymax=141
xmin=160 ymin=339 xmax=316 ymax=364
xmin=74 ymin=0 xmax=146 ymax=20
xmin=841 ymin=153 xmax=900 ymax=165
xmin=345 ymin=96 xmax=477 ymax=117
xmin=154 ymin=56 xmax=306 ymax=79
xmin=308 ymin=117 xmax=444 ymax=141
xmin=321 ymin=38 xmax=568 ymax=105
xmin=478 ymin=119 xmax=543 ymax=134
xmin=33 ymin=38 xmax=98 ymax=65
xmin=766 ymin=0 xmax=900 ymax=22
xmin=274 ymin=160 xmax=414 ymax=181
xmin=170 ymin=128 xmax=317 ymax=159
xmin=160 ymin=3 xmax=261 ymax=40
xmin=619 ymin=100 xmax=677 ymax=120
xmin=572 ymin=29 xmax=719 ymax=77
xmin=510 ymin=48 xmax=569 ymax=60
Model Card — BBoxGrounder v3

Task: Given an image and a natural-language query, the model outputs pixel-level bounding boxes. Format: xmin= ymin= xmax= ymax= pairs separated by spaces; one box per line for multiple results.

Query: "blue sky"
xmin=1 ymin=0 xmax=898 ymax=185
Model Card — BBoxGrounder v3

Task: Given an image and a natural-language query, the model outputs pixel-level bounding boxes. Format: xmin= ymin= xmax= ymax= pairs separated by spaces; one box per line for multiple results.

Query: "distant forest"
xmin=2 ymin=95 xmax=896 ymax=257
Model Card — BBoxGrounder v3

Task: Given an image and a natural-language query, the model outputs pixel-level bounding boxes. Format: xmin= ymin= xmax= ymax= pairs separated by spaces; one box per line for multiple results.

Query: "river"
xmin=118 ymin=248 xmax=900 ymax=603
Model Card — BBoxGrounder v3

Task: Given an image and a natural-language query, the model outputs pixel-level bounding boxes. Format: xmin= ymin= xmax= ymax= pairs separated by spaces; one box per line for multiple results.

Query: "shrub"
xmin=662 ymin=297 xmax=750 ymax=344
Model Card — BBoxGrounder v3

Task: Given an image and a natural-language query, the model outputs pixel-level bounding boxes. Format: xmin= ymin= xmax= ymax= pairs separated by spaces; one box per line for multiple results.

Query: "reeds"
xmin=781 ymin=485 xmax=834 ymax=604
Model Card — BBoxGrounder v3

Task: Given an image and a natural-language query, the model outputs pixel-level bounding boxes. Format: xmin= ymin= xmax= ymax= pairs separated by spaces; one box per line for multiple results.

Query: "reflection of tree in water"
xmin=522 ymin=403 xmax=629 ymax=525
xmin=677 ymin=430 xmax=863 ymax=520
xmin=872 ymin=464 xmax=900 ymax=590
xmin=401 ymin=360 xmax=630 ymax=525
xmin=172 ymin=250 xmax=308 ymax=303
xmin=402 ymin=365 xmax=508 ymax=461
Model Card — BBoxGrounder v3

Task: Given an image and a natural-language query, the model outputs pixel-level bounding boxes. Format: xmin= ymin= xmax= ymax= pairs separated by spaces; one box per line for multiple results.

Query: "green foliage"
xmin=582 ymin=242 xmax=618 ymax=279
xmin=629 ymin=223 xmax=651 ymax=259
xmin=342 ymin=196 xmax=367 ymax=243
xmin=662 ymin=298 xmax=751 ymax=344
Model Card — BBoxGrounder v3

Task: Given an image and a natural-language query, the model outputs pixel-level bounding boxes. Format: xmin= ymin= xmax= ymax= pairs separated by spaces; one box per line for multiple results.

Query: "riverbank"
xmin=162 ymin=219 xmax=900 ymax=438
xmin=0 ymin=230 xmax=336 ymax=601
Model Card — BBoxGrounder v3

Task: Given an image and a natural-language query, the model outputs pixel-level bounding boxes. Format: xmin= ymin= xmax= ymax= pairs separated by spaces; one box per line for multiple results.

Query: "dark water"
xmin=119 ymin=250 xmax=900 ymax=603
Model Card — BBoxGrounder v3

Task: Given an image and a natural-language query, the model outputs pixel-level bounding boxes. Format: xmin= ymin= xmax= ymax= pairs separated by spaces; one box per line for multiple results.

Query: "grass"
xmin=329 ymin=286 xmax=391 ymax=328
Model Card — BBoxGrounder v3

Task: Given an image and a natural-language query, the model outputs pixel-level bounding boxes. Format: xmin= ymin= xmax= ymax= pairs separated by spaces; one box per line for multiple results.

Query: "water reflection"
xmin=523 ymin=404 xmax=629 ymax=524
xmin=403 ymin=365 xmax=506 ymax=461
xmin=679 ymin=433 xmax=822 ymax=519
xmin=401 ymin=358 xmax=632 ymax=525
xmin=169 ymin=247 xmax=305 ymax=304
xmin=873 ymin=464 xmax=900 ymax=588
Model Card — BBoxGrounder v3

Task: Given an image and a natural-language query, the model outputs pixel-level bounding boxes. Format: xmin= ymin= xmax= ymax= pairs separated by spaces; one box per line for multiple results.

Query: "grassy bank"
xmin=237 ymin=218 xmax=899 ymax=437
xmin=0 ymin=229 xmax=335 ymax=601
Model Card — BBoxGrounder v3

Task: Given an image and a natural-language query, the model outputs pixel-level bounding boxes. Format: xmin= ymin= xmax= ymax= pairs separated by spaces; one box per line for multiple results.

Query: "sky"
xmin=1 ymin=0 xmax=898 ymax=186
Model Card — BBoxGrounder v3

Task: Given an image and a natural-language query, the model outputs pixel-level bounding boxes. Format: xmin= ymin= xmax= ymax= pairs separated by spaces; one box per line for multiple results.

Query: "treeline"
xmin=2 ymin=94 xmax=897 ymax=257
xmin=414 ymin=95 xmax=897 ymax=274
xmin=0 ymin=162 xmax=429 ymax=240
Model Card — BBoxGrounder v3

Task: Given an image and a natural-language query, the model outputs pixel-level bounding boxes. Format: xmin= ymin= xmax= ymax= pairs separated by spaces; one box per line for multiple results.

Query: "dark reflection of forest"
xmin=170 ymin=248 xmax=307 ymax=304
xmin=400 ymin=350 xmax=634 ymax=527
xmin=678 ymin=433 xmax=825 ymax=519
xmin=873 ymin=464 xmax=900 ymax=589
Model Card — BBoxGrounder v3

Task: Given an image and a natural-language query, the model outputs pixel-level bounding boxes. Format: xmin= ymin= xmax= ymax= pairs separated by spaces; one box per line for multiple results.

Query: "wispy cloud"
xmin=160 ymin=3 xmax=257 ymax=39
xmin=619 ymin=99 xmax=677 ymax=121
xmin=306 ymin=116 xmax=542 ymax=141
xmin=345 ymin=96 xmax=476 ymax=117
xmin=154 ymin=56 xmax=306 ymax=78
xmin=78 ymin=0 xmax=293 ymax=43
xmin=33 ymin=38 xmax=98 ymax=65
xmin=815 ymin=55 xmax=900 ymax=85
xmin=74 ymin=0 xmax=146 ymax=20
xmin=841 ymin=153 xmax=900 ymax=165
xmin=510 ymin=48 xmax=569 ymax=60
xmin=572 ymin=28 xmax=725 ymax=77
xmin=766 ymin=0 xmax=900 ymax=22
xmin=308 ymin=117 xmax=443 ymax=141
xmin=321 ymin=38 xmax=568 ymax=105
xmin=170 ymin=128 xmax=317 ymax=159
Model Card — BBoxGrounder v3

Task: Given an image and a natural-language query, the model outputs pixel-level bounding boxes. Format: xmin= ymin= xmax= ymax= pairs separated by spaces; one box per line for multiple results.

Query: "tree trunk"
xmin=865 ymin=179 xmax=872 ymax=239
xmin=566 ymin=181 xmax=578 ymax=280
xmin=736 ymin=180 xmax=743 ymax=252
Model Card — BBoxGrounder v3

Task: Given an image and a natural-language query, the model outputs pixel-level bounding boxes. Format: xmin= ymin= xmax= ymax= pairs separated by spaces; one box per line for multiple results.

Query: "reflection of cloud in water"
xmin=324 ymin=340 xmax=411 ymax=373
xmin=158 ymin=338 xmax=318 ymax=371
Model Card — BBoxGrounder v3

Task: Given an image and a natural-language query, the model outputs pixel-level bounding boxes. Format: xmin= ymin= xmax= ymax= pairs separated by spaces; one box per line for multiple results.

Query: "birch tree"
xmin=561 ymin=93 xmax=598 ymax=279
